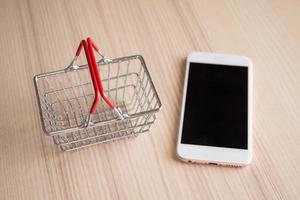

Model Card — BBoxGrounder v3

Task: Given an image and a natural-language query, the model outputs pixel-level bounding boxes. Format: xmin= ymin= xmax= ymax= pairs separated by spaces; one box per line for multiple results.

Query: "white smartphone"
xmin=177 ymin=52 xmax=252 ymax=166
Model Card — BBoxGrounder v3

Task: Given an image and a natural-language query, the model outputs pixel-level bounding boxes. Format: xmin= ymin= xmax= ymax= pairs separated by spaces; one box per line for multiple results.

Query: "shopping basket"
xmin=33 ymin=38 xmax=162 ymax=151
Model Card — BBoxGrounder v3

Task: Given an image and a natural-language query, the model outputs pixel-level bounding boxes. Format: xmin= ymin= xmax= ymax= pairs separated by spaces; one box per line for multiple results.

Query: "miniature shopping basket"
xmin=33 ymin=38 xmax=161 ymax=151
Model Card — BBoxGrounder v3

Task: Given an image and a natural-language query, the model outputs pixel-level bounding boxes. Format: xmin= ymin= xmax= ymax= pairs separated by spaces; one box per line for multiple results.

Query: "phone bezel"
xmin=176 ymin=52 xmax=252 ymax=166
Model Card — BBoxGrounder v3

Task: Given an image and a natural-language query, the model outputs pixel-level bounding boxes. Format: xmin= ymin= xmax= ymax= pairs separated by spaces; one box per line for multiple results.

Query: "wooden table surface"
xmin=1 ymin=0 xmax=300 ymax=199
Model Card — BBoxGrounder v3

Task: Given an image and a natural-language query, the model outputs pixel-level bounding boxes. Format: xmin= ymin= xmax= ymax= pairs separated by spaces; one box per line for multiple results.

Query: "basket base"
xmin=59 ymin=128 xmax=137 ymax=151
xmin=51 ymin=101 xmax=153 ymax=151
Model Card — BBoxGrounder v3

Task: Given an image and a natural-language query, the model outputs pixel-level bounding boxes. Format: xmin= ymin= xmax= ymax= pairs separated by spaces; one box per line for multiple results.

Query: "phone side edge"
xmin=176 ymin=54 xmax=193 ymax=160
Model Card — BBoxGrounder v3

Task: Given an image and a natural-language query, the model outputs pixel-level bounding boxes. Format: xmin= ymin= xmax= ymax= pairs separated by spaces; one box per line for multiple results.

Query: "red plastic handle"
xmin=87 ymin=37 xmax=116 ymax=109
xmin=73 ymin=38 xmax=117 ymax=114
xmin=89 ymin=38 xmax=100 ymax=52
xmin=82 ymin=40 xmax=100 ymax=114
xmin=75 ymin=39 xmax=98 ymax=57
xmin=75 ymin=41 xmax=84 ymax=57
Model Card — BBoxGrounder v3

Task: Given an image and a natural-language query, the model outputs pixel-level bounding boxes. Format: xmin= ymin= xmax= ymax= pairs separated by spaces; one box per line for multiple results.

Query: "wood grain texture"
xmin=0 ymin=0 xmax=299 ymax=199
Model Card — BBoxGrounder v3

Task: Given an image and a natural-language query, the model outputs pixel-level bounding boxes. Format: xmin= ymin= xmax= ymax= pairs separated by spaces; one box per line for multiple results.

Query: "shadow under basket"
xmin=33 ymin=55 xmax=162 ymax=151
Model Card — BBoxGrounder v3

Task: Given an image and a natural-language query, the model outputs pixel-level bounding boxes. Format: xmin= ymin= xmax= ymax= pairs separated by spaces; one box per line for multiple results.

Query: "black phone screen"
xmin=181 ymin=62 xmax=248 ymax=149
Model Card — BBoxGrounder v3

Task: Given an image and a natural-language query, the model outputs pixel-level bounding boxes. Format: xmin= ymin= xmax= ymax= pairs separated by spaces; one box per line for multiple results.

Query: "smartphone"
xmin=176 ymin=52 xmax=252 ymax=166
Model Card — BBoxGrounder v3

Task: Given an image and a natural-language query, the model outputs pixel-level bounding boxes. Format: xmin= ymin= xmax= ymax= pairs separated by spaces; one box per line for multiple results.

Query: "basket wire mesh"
xmin=34 ymin=54 xmax=161 ymax=151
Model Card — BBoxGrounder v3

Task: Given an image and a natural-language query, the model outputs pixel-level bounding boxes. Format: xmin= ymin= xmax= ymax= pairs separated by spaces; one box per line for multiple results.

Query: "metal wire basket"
xmin=33 ymin=48 xmax=161 ymax=151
